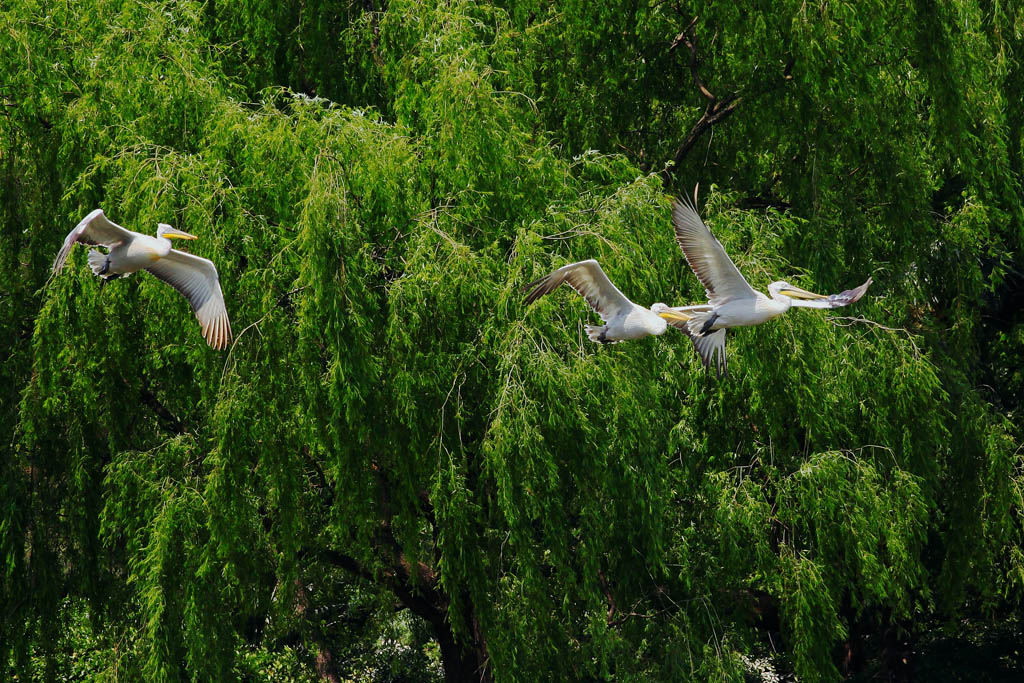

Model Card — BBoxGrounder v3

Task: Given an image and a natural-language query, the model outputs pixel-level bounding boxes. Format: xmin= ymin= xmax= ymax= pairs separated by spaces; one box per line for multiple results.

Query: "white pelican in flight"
xmin=667 ymin=195 xmax=871 ymax=376
xmin=52 ymin=209 xmax=233 ymax=350
xmin=523 ymin=259 xmax=687 ymax=343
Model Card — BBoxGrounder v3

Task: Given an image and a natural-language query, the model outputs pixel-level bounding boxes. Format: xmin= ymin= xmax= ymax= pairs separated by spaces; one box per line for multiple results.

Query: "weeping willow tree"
xmin=2 ymin=0 xmax=1022 ymax=681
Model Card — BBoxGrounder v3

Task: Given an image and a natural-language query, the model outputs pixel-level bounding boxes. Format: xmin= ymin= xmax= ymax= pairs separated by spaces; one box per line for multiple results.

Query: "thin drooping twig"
xmin=827 ymin=315 xmax=922 ymax=358
xmin=827 ymin=316 xmax=907 ymax=334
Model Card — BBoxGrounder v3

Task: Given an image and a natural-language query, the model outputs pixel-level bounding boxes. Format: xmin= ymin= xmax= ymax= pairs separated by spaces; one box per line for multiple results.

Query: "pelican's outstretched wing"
xmin=144 ymin=249 xmax=233 ymax=350
xmin=53 ymin=209 xmax=136 ymax=273
xmin=672 ymin=197 xmax=757 ymax=307
xmin=523 ymin=259 xmax=635 ymax=323
xmin=790 ymin=277 xmax=873 ymax=309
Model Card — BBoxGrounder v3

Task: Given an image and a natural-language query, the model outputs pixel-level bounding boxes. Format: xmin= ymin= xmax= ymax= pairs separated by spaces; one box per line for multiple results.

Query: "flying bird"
xmin=52 ymin=209 xmax=233 ymax=350
xmin=523 ymin=259 xmax=690 ymax=343
xmin=668 ymin=194 xmax=871 ymax=377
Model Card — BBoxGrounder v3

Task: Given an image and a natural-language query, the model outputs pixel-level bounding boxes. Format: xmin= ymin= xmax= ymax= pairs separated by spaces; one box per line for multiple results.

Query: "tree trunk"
xmin=435 ymin=625 xmax=490 ymax=683
xmin=407 ymin=592 xmax=490 ymax=683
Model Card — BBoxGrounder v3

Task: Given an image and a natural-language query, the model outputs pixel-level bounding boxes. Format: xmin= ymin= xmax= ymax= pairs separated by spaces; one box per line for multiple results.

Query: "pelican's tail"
xmin=87 ymin=249 xmax=107 ymax=276
xmin=88 ymin=249 xmax=129 ymax=280
xmin=685 ymin=311 xmax=719 ymax=337
xmin=585 ymin=324 xmax=620 ymax=344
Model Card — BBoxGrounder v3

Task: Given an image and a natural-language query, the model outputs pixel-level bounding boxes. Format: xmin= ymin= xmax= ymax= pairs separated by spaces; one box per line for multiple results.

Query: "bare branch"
xmin=668 ymin=16 xmax=700 ymax=54
xmin=129 ymin=377 xmax=186 ymax=434
xmin=827 ymin=315 xmax=922 ymax=359
xmin=662 ymin=20 xmax=794 ymax=186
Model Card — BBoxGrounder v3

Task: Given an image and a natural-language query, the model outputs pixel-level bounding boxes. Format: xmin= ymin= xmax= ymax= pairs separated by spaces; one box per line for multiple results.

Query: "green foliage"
xmin=1 ymin=0 xmax=1022 ymax=681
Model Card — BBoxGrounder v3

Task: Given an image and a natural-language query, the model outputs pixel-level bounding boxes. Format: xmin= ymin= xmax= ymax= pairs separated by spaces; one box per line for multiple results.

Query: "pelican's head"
xmin=157 ymin=224 xmax=198 ymax=240
xmin=651 ymin=302 xmax=693 ymax=323
xmin=768 ymin=280 xmax=827 ymax=302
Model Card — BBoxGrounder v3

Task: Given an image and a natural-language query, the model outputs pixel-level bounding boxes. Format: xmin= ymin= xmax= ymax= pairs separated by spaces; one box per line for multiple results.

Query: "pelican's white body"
xmin=706 ymin=291 xmax=792 ymax=330
xmin=611 ymin=305 xmax=670 ymax=340
xmin=102 ymin=233 xmax=172 ymax=275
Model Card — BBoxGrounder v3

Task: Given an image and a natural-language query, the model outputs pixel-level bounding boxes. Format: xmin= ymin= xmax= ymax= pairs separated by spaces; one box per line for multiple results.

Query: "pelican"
xmin=52 ymin=209 xmax=233 ymax=350
xmin=668 ymin=194 xmax=871 ymax=376
xmin=523 ymin=259 xmax=683 ymax=343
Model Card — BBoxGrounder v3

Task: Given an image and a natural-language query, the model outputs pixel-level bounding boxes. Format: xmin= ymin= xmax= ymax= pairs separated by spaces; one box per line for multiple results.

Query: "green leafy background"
xmin=2 ymin=0 xmax=1022 ymax=680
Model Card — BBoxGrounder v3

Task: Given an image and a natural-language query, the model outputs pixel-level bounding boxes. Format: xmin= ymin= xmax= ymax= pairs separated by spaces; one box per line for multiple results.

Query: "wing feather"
xmin=790 ymin=277 xmax=873 ymax=309
xmin=691 ymin=329 xmax=728 ymax=378
xmin=672 ymin=197 xmax=756 ymax=307
xmin=144 ymin=249 xmax=232 ymax=350
xmin=53 ymin=209 xmax=137 ymax=273
xmin=523 ymin=259 xmax=635 ymax=323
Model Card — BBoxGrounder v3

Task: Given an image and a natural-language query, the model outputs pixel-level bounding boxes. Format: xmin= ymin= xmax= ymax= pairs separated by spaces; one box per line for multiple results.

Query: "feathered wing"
xmin=690 ymin=329 xmax=728 ymax=378
xmin=672 ymin=197 xmax=757 ymax=307
xmin=144 ymin=249 xmax=233 ymax=350
xmin=523 ymin=259 xmax=635 ymax=322
xmin=790 ymin=277 xmax=873 ymax=309
xmin=52 ymin=209 xmax=136 ymax=273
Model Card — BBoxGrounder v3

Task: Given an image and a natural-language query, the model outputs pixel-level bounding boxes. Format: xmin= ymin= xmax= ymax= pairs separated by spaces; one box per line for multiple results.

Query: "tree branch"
xmin=311 ymin=545 xmax=449 ymax=635
xmin=129 ymin=378 xmax=186 ymax=434
xmin=300 ymin=445 xmax=332 ymax=495
xmin=662 ymin=19 xmax=794 ymax=186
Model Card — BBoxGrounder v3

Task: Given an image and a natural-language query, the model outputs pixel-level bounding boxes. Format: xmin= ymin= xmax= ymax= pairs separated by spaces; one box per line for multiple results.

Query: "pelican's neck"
xmin=648 ymin=304 xmax=670 ymax=336
xmin=763 ymin=290 xmax=793 ymax=315
xmin=147 ymin=230 xmax=172 ymax=258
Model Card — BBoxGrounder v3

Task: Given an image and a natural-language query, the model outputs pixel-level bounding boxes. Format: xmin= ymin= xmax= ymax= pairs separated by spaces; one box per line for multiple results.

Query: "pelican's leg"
xmin=97 ymin=257 xmax=114 ymax=290
xmin=99 ymin=256 xmax=129 ymax=280
xmin=699 ymin=312 xmax=719 ymax=336
xmin=97 ymin=260 xmax=125 ymax=290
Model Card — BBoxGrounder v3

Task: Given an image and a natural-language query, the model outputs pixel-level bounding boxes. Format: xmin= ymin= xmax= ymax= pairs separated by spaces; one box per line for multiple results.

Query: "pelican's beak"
xmin=780 ymin=285 xmax=827 ymax=300
xmin=658 ymin=310 xmax=694 ymax=322
xmin=164 ymin=229 xmax=198 ymax=240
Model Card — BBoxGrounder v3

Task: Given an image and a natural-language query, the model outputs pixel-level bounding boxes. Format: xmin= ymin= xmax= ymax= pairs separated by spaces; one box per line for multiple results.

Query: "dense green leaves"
xmin=2 ymin=0 xmax=1022 ymax=681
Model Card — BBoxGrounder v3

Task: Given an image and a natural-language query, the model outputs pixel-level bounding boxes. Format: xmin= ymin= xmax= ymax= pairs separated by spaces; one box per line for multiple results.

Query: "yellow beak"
xmin=780 ymin=286 xmax=827 ymax=300
xmin=164 ymin=230 xmax=198 ymax=240
xmin=658 ymin=310 xmax=694 ymax=322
